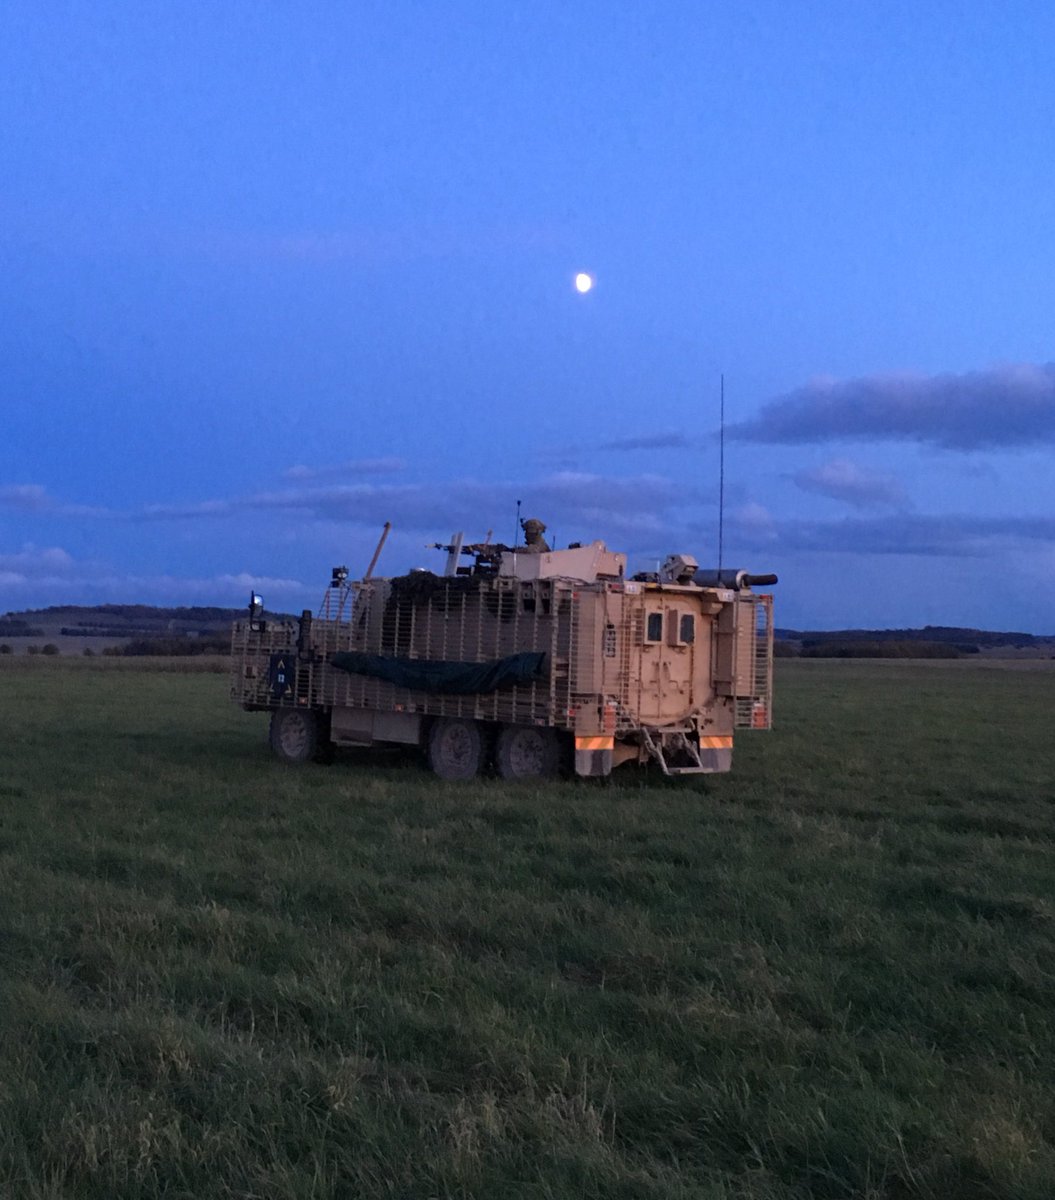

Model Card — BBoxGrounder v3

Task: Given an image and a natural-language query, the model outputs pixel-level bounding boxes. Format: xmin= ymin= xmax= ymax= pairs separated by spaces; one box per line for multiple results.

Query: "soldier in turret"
xmin=439 ymin=517 xmax=551 ymax=565
xmin=521 ymin=517 xmax=550 ymax=553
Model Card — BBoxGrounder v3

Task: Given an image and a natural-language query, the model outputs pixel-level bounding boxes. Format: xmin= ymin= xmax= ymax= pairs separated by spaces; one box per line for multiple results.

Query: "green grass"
xmin=1 ymin=659 xmax=1054 ymax=1199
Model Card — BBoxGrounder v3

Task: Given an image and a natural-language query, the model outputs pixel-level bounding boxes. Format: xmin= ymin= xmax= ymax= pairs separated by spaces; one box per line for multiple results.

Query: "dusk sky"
xmin=3 ymin=2 xmax=1055 ymax=631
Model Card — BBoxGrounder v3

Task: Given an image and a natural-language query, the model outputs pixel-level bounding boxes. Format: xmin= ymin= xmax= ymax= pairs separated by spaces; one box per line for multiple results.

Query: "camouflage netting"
xmin=383 ymin=572 xmax=519 ymax=631
xmin=387 ymin=571 xmax=484 ymax=609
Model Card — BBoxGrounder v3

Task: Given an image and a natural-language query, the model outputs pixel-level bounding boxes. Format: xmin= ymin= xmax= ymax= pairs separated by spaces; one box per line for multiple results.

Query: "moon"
xmin=574 ymin=272 xmax=594 ymax=294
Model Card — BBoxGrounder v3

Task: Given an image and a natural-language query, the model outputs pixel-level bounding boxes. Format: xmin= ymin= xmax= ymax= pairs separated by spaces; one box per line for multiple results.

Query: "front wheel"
xmin=495 ymin=724 xmax=562 ymax=781
xmin=427 ymin=718 xmax=485 ymax=781
xmin=269 ymin=708 xmax=320 ymax=764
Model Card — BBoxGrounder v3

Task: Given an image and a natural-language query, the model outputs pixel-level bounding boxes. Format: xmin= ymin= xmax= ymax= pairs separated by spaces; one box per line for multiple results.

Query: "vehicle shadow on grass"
xmin=597 ymin=763 xmax=721 ymax=792
xmin=137 ymin=727 xmax=725 ymax=793
xmin=314 ymin=746 xmax=710 ymax=791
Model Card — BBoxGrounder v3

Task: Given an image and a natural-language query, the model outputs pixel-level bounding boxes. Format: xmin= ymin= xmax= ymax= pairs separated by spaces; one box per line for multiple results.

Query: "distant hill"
xmin=0 ymin=604 xmax=296 ymax=656
xmin=4 ymin=603 xmax=293 ymax=639
xmin=776 ymin=625 xmax=1054 ymax=648
xmin=3 ymin=606 xmax=1052 ymax=659
xmin=0 ymin=617 xmax=46 ymax=638
xmin=775 ymin=625 xmax=1055 ymax=659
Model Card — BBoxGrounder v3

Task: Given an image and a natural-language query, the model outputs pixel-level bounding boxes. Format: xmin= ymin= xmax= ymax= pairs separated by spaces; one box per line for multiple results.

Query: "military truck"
xmin=230 ymin=526 xmax=776 ymax=780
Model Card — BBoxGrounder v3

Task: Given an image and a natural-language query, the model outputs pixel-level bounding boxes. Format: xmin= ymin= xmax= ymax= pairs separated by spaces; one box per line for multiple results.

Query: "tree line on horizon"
xmin=775 ymin=624 xmax=1052 ymax=648
xmin=775 ymin=639 xmax=972 ymax=659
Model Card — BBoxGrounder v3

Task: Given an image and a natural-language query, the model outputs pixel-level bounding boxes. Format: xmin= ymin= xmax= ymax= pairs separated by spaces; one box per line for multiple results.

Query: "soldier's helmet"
xmin=522 ymin=518 xmax=547 ymax=534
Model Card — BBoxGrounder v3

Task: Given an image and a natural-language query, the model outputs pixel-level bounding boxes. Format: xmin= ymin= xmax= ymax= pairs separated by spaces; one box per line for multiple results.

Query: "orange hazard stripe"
xmin=700 ymin=736 xmax=733 ymax=749
xmin=575 ymin=736 xmax=614 ymax=751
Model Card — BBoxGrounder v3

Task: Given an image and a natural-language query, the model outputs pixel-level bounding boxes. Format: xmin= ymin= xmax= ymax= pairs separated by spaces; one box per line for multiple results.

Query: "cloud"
xmin=139 ymin=499 xmax=233 ymax=520
xmin=596 ymin=432 xmax=693 ymax=452
xmin=729 ymin=510 xmax=1055 ymax=558
xmin=791 ymin=458 xmax=908 ymax=509
xmin=0 ymin=545 xmax=77 ymax=586
xmin=0 ymin=544 xmax=308 ymax=608
xmin=728 ymin=363 xmax=1055 ymax=450
xmin=733 ymin=502 xmax=778 ymax=536
xmin=0 ymin=483 xmax=112 ymax=518
xmin=211 ymin=573 xmax=306 ymax=593
xmin=0 ymin=485 xmax=53 ymax=513
xmin=4 ymin=471 xmax=694 ymax=557
xmin=137 ymin=471 xmax=693 ymax=552
xmin=536 ymin=432 xmax=695 ymax=466
xmin=282 ymin=457 xmax=407 ymax=482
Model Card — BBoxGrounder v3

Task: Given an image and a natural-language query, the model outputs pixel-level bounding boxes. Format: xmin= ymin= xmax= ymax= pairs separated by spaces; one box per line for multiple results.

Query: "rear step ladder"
xmin=640 ymin=727 xmax=709 ymax=776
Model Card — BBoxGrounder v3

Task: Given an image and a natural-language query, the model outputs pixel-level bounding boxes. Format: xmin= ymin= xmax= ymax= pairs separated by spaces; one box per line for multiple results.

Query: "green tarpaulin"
xmin=329 ymin=650 xmax=546 ymax=695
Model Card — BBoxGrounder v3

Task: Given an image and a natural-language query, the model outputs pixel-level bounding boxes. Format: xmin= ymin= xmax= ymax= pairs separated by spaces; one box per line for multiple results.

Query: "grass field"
xmin=1 ymin=659 xmax=1054 ymax=1199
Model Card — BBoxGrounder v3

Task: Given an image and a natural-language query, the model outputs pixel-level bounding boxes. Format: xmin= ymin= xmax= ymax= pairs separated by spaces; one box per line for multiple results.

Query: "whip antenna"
xmin=513 ymin=498 xmax=522 ymax=549
xmin=718 ymin=373 xmax=725 ymax=573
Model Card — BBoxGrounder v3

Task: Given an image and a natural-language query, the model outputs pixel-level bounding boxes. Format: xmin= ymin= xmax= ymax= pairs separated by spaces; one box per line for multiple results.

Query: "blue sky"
xmin=3 ymin=1 xmax=1054 ymax=631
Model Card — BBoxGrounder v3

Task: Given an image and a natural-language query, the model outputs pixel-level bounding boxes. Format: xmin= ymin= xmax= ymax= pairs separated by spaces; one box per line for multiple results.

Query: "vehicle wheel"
xmin=427 ymin=718 xmax=485 ymax=781
xmin=269 ymin=708 xmax=319 ymax=764
xmin=495 ymin=724 xmax=561 ymax=781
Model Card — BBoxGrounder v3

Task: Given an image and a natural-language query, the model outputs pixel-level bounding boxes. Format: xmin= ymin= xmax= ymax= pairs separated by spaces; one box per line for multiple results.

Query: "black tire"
xmin=427 ymin=718 xmax=485 ymax=781
xmin=494 ymin=724 xmax=561 ymax=781
xmin=269 ymin=708 xmax=319 ymax=764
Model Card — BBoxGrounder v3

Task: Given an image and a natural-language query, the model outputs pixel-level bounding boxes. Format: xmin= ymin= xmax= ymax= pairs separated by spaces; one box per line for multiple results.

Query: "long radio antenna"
xmin=718 ymin=373 xmax=726 ymax=573
xmin=513 ymin=498 xmax=522 ymax=549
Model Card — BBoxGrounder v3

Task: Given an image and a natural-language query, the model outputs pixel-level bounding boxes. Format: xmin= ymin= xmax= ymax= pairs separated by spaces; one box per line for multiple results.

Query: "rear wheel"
xmin=427 ymin=718 xmax=485 ymax=781
xmin=269 ymin=708 xmax=319 ymax=764
xmin=495 ymin=724 xmax=561 ymax=781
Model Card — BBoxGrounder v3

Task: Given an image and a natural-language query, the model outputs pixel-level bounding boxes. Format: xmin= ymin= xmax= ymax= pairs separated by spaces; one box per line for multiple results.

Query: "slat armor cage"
xmin=231 ymin=551 xmax=775 ymax=778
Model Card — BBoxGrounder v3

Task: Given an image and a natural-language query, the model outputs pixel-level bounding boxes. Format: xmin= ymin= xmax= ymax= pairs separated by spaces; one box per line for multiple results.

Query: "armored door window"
xmin=646 ymin=612 xmax=663 ymax=642
xmin=666 ymin=610 xmax=695 ymax=646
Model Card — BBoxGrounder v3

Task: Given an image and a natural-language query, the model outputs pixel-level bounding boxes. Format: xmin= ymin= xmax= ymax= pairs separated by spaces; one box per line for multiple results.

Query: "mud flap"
xmin=574 ymin=737 xmax=614 ymax=777
xmin=697 ymin=747 xmax=733 ymax=773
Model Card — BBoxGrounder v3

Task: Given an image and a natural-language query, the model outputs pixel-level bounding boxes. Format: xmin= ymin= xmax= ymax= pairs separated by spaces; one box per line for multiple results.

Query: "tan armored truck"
xmin=230 ymin=526 xmax=776 ymax=780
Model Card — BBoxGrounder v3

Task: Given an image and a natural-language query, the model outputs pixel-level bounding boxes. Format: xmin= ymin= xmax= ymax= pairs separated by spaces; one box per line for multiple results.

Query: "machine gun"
xmin=429 ymin=532 xmax=513 ymax=576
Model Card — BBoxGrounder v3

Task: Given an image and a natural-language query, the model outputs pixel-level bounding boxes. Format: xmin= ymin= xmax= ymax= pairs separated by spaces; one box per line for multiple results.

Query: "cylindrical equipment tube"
xmin=693 ymin=568 xmax=778 ymax=590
